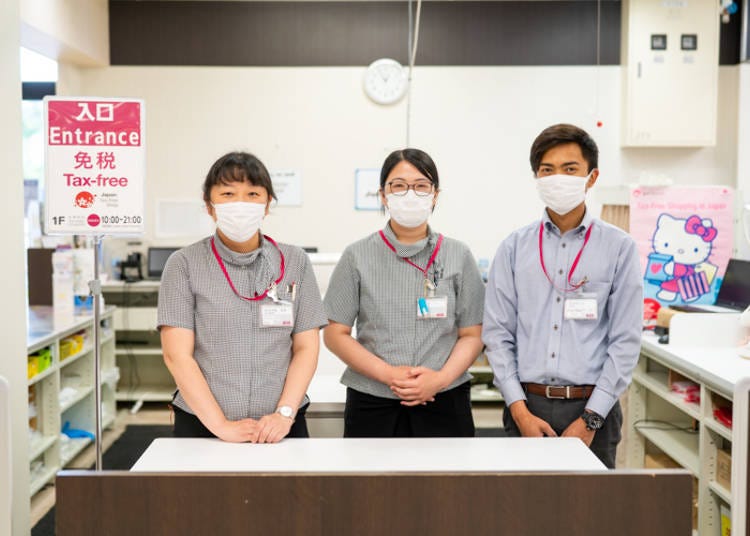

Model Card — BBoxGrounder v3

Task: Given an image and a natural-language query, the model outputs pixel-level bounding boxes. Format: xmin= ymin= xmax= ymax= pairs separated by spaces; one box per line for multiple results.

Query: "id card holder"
xmin=261 ymin=302 xmax=294 ymax=327
xmin=417 ymin=296 xmax=448 ymax=319
xmin=564 ymin=292 xmax=598 ymax=320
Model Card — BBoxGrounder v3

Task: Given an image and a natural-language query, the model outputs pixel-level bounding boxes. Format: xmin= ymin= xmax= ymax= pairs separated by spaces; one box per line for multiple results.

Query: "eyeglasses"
xmin=385 ymin=179 xmax=435 ymax=197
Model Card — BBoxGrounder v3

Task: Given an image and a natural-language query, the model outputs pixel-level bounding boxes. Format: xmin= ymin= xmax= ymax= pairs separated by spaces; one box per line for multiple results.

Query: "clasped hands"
xmin=387 ymin=365 xmax=447 ymax=407
xmin=214 ymin=412 xmax=293 ymax=444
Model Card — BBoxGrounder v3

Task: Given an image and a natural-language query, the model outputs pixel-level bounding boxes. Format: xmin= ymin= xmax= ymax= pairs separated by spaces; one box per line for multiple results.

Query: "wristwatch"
xmin=581 ymin=410 xmax=605 ymax=431
xmin=276 ymin=405 xmax=294 ymax=419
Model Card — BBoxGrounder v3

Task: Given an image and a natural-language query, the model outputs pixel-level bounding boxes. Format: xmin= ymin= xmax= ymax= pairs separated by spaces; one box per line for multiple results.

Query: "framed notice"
xmin=355 ymin=168 xmax=381 ymax=211
xmin=44 ymin=97 xmax=145 ymax=235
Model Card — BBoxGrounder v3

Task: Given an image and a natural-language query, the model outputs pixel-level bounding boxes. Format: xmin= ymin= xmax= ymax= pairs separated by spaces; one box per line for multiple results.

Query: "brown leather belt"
xmin=523 ymin=383 xmax=595 ymax=400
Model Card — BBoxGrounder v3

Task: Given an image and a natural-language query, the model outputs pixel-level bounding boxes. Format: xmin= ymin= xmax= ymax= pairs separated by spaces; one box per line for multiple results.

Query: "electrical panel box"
xmin=621 ymin=0 xmax=720 ymax=146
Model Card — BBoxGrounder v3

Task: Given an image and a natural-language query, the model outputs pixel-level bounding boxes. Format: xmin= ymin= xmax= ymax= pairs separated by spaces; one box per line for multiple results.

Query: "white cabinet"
xmin=621 ymin=0 xmax=720 ymax=146
xmin=26 ymin=306 xmax=117 ymax=496
xmin=102 ymin=281 xmax=175 ymax=406
xmin=627 ymin=319 xmax=745 ymax=535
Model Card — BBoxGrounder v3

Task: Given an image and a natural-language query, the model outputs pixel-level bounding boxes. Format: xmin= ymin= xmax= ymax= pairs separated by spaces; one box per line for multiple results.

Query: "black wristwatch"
xmin=581 ymin=411 xmax=605 ymax=431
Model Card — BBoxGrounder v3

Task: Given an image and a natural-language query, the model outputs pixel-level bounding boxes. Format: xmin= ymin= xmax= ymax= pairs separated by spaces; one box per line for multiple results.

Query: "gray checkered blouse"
xmin=157 ymin=233 xmax=328 ymax=420
xmin=324 ymin=224 xmax=485 ymax=399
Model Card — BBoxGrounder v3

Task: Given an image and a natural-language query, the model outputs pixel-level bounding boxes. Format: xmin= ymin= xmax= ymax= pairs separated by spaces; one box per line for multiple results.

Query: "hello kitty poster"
xmin=630 ymin=186 xmax=734 ymax=306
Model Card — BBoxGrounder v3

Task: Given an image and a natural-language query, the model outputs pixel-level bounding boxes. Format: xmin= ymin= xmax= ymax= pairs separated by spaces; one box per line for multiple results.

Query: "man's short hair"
xmin=529 ymin=124 xmax=599 ymax=174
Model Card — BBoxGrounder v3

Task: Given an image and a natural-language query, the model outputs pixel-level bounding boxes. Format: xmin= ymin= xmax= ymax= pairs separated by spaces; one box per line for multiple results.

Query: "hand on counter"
xmin=255 ymin=412 xmax=294 ymax=444
xmin=561 ymin=417 xmax=595 ymax=447
xmin=214 ymin=418 xmax=260 ymax=443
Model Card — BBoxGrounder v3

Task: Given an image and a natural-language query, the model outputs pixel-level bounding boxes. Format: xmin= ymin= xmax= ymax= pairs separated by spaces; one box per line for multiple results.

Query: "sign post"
xmin=44 ymin=97 xmax=145 ymax=471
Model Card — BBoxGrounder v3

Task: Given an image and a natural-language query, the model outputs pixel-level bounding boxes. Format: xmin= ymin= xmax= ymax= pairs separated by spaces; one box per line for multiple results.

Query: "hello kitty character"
xmin=650 ymin=214 xmax=717 ymax=302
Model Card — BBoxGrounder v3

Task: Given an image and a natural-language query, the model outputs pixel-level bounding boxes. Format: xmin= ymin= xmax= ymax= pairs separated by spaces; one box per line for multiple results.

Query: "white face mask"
xmin=212 ymin=201 xmax=266 ymax=243
xmin=386 ymin=191 xmax=434 ymax=228
xmin=536 ymin=173 xmax=590 ymax=215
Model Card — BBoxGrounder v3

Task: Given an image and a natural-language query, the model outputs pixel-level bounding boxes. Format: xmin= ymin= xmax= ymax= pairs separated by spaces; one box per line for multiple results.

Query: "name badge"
xmin=417 ymin=296 xmax=448 ymax=319
xmin=564 ymin=293 xmax=598 ymax=320
xmin=261 ymin=303 xmax=294 ymax=327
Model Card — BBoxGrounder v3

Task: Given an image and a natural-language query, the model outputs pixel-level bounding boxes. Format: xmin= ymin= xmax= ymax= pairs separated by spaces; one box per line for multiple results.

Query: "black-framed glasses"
xmin=385 ymin=179 xmax=434 ymax=197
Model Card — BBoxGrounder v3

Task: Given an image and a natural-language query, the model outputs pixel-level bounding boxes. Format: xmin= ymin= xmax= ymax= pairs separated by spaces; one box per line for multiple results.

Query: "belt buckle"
xmin=545 ymin=385 xmax=568 ymax=399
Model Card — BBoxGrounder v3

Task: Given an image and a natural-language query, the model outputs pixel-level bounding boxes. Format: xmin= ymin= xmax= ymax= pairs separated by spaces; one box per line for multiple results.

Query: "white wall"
xmin=737 ymin=63 xmax=750 ymax=260
xmin=1 ymin=0 xmax=32 ymax=534
xmin=20 ymin=0 xmax=108 ymax=66
xmin=58 ymin=63 xmax=740 ymax=263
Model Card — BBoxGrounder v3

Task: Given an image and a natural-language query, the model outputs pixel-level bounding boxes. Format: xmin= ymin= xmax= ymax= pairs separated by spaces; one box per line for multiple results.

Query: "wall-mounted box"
xmin=621 ymin=0 xmax=720 ymax=146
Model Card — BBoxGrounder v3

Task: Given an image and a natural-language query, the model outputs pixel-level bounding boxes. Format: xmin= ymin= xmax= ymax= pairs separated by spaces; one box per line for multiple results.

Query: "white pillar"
xmin=0 ymin=0 xmax=32 ymax=534
xmin=737 ymin=63 xmax=750 ymax=260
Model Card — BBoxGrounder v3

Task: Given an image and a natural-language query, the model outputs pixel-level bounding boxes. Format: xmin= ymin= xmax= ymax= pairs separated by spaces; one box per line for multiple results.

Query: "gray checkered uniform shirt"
xmin=324 ymin=224 xmax=485 ymax=399
xmin=157 ymin=233 xmax=328 ymax=420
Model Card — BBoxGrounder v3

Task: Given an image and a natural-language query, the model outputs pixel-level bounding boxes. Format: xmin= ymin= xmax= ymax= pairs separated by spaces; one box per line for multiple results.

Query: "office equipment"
xmin=671 ymin=258 xmax=750 ymax=313
xmin=146 ymin=247 xmax=178 ymax=280
xmin=56 ymin=438 xmax=692 ymax=536
xmin=119 ymin=252 xmax=142 ymax=282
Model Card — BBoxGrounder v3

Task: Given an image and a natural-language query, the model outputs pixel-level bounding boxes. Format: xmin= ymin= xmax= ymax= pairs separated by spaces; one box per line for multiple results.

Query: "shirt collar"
xmin=382 ymin=222 xmax=437 ymax=258
xmin=542 ymin=206 xmax=593 ymax=237
xmin=211 ymin=231 xmax=274 ymax=267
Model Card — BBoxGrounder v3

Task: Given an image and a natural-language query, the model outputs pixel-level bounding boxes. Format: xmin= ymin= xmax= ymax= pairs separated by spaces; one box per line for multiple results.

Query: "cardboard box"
xmin=644 ymin=453 xmax=681 ymax=469
xmin=716 ymin=448 xmax=732 ymax=490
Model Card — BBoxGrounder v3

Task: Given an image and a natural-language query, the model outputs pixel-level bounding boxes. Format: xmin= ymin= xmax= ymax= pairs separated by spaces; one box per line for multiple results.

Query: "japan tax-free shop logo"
xmin=45 ymin=99 xmax=143 ymax=231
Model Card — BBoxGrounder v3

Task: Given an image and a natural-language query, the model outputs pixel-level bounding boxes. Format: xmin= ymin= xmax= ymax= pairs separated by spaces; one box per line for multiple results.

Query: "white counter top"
xmin=641 ymin=332 xmax=750 ymax=398
xmin=131 ymin=437 xmax=606 ymax=473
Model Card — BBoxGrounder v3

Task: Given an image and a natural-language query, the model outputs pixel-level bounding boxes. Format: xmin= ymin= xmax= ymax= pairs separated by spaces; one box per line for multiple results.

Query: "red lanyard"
xmin=211 ymin=235 xmax=285 ymax=301
xmin=538 ymin=222 xmax=593 ymax=293
xmin=378 ymin=230 xmax=444 ymax=280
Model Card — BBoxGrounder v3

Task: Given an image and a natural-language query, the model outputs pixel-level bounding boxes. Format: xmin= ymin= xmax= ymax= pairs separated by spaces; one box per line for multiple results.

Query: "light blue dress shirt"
xmin=482 ymin=208 xmax=643 ymax=417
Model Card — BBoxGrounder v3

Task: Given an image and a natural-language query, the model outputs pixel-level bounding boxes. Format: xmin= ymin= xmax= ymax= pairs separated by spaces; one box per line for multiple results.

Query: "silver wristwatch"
xmin=276 ymin=405 xmax=294 ymax=419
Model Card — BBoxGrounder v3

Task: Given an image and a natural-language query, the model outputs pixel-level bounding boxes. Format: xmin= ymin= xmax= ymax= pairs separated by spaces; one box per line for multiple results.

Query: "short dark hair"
xmin=202 ymin=151 xmax=275 ymax=204
xmin=529 ymin=124 xmax=599 ymax=174
xmin=380 ymin=148 xmax=439 ymax=190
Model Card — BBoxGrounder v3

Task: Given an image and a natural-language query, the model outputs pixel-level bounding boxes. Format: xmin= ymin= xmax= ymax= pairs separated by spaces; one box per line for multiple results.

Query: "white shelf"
xmin=59 ymin=343 xmax=94 ymax=368
xmin=469 ymin=366 xmax=493 ymax=374
xmin=703 ymin=419 xmax=733 ymax=442
xmin=60 ymin=385 xmax=94 ymax=413
xmin=115 ymin=386 xmax=174 ymax=402
xmin=115 ymin=347 xmax=163 ymax=356
xmin=61 ymin=437 xmax=93 ymax=466
xmin=29 ymin=435 xmax=57 ymax=461
xmin=636 ymin=426 xmax=700 ymax=476
xmin=27 ymin=365 xmax=55 ymax=387
xmin=103 ymin=413 xmax=116 ymax=429
xmin=708 ymin=481 xmax=732 ymax=505
xmin=632 ymin=370 xmax=701 ymax=420
xmin=29 ymin=466 xmax=56 ymax=497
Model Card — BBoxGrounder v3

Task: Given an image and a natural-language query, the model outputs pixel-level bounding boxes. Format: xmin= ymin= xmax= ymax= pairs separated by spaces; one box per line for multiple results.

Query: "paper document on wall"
xmin=630 ymin=186 xmax=734 ymax=306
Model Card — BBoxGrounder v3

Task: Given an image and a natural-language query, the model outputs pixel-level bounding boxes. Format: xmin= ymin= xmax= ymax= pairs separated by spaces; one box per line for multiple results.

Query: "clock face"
xmin=363 ymin=58 xmax=409 ymax=105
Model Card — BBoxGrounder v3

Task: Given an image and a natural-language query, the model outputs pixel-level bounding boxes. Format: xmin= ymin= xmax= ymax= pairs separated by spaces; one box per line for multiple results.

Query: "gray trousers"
xmin=502 ymin=393 xmax=623 ymax=468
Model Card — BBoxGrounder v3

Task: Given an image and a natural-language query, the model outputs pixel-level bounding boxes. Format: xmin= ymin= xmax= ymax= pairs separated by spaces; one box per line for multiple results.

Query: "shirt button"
xmin=558 ymin=269 xmax=563 ymax=275
xmin=551 ymin=352 xmax=556 ymax=358
xmin=551 ymin=378 xmax=556 ymax=382
xmin=562 ymin=243 xmax=566 ymax=248
xmin=556 ymin=297 xmax=561 ymax=303
xmin=553 ymin=324 xmax=558 ymax=330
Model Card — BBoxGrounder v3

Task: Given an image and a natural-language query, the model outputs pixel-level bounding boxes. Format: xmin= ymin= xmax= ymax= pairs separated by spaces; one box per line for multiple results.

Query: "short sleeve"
xmin=292 ymin=254 xmax=329 ymax=334
xmin=323 ymin=248 xmax=360 ymax=327
xmin=454 ymin=245 xmax=486 ymax=328
xmin=157 ymin=251 xmax=195 ymax=330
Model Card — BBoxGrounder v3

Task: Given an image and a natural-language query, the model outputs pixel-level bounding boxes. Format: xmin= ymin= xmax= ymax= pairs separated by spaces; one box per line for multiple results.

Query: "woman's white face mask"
xmin=386 ymin=191 xmax=435 ymax=228
xmin=535 ymin=173 xmax=591 ymax=215
xmin=212 ymin=201 xmax=266 ymax=242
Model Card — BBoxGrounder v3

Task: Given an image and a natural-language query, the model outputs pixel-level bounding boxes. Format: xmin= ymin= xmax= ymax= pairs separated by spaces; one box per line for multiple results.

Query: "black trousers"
xmin=344 ymin=381 xmax=475 ymax=438
xmin=502 ymin=393 xmax=623 ymax=468
xmin=172 ymin=404 xmax=310 ymax=439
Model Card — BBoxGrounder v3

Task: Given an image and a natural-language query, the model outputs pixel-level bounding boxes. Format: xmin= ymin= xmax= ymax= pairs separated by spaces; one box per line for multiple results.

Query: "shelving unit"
xmin=627 ymin=319 xmax=745 ymax=535
xmin=102 ymin=281 xmax=175 ymax=406
xmin=26 ymin=306 xmax=117 ymax=498
xmin=469 ymin=359 xmax=503 ymax=404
